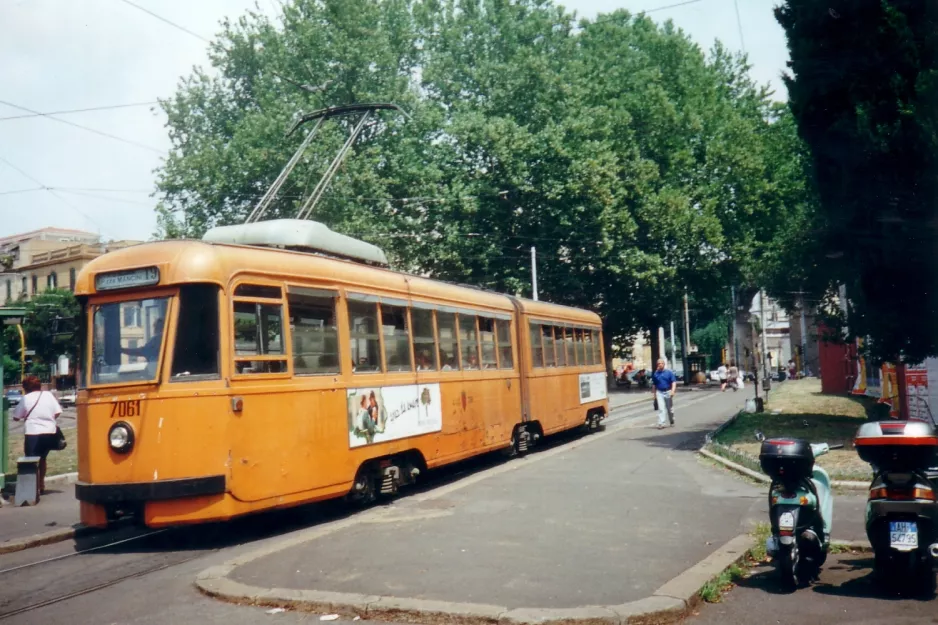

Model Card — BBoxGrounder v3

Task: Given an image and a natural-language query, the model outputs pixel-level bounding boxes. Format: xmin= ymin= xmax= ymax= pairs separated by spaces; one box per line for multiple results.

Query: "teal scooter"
xmin=757 ymin=433 xmax=843 ymax=588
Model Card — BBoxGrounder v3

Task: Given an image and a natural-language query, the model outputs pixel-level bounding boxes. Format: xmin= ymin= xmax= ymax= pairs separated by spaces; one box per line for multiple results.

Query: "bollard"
xmin=14 ymin=456 xmax=40 ymax=506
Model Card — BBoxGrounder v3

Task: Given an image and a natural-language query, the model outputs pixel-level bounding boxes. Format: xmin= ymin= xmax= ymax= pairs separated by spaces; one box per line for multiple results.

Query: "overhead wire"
xmin=0 ymin=100 xmax=165 ymax=155
xmin=117 ymin=0 xmax=211 ymax=43
xmin=0 ymin=101 xmax=158 ymax=122
xmin=0 ymin=156 xmax=107 ymax=235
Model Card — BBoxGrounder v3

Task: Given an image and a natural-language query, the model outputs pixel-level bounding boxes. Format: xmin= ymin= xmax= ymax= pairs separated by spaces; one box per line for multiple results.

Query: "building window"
xmin=31 ymin=275 xmax=37 ymax=295
xmin=123 ymin=306 xmax=141 ymax=328
xmin=21 ymin=277 xmax=26 ymax=298
xmin=4 ymin=279 xmax=10 ymax=303
xmin=47 ymin=272 xmax=57 ymax=290
xmin=69 ymin=268 xmax=76 ymax=292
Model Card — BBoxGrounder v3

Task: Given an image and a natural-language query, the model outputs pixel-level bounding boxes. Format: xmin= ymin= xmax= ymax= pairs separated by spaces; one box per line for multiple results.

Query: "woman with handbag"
xmin=12 ymin=375 xmax=64 ymax=496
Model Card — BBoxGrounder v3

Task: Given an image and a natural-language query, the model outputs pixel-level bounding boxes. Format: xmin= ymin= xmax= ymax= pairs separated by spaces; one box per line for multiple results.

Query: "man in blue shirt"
xmin=651 ymin=358 xmax=677 ymax=429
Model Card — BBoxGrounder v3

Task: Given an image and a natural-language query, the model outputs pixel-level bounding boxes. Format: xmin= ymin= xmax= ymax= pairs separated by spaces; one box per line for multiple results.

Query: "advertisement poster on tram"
xmin=347 ymin=383 xmax=442 ymax=448
xmin=579 ymin=372 xmax=607 ymax=404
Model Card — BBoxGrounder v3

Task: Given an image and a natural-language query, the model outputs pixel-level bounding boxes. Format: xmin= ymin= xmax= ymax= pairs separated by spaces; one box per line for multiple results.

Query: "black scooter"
xmin=856 ymin=419 xmax=938 ymax=593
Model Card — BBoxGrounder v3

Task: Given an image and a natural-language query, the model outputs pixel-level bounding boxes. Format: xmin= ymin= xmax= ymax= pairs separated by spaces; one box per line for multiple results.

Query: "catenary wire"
xmin=0 ymin=100 xmax=165 ymax=155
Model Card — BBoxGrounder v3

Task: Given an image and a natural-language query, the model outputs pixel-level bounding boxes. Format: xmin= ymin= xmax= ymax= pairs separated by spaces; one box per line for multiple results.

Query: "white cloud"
xmin=0 ymin=0 xmax=788 ymax=241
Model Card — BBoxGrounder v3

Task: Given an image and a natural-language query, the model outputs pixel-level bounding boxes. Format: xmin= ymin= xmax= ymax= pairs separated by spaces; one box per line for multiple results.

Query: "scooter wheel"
xmin=777 ymin=543 xmax=800 ymax=590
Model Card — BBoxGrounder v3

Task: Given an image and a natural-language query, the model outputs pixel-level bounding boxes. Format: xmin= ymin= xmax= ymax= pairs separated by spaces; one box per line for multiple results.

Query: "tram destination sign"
xmin=95 ymin=267 xmax=160 ymax=291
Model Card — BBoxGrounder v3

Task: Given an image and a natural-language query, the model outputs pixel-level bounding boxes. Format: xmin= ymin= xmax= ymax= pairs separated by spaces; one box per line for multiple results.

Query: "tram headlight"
xmin=108 ymin=421 xmax=135 ymax=453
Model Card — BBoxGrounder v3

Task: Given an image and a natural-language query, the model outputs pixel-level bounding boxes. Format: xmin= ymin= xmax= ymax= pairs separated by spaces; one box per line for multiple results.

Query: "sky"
xmin=0 ymin=0 xmax=791 ymax=243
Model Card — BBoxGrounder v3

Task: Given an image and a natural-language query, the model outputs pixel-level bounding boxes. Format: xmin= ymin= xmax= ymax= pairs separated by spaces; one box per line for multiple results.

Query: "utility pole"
xmin=683 ymin=289 xmax=691 ymax=383
xmin=670 ymin=321 xmax=677 ymax=372
xmin=530 ymin=247 xmax=538 ymax=301
xmin=731 ymin=286 xmax=739 ymax=366
xmin=799 ymin=291 xmax=808 ymax=377
xmin=759 ymin=290 xmax=769 ymax=374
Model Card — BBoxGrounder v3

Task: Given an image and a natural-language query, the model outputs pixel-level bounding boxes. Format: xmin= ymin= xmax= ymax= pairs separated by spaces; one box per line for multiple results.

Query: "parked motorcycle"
xmin=758 ymin=432 xmax=842 ymax=588
xmin=855 ymin=420 xmax=938 ymax=593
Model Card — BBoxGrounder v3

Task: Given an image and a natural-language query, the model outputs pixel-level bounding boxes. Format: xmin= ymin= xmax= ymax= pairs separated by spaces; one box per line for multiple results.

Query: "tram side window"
xmin=496 ymin=319 xmax=513 ymax=369
xmin=593 ymin=330 xmax=602 ymax=364
xmin=478 ymin=317 xmax=497 ymax=369
xmin=382 ymin=304 xmax=413 ymax=372
xmin=437 ymin=312 xmax=459 ymax=371
xmin=412 ymin=308 xmax=438 ymax=371
xmin=459 ymin=314 xmax=480 ymax=370
xmin=233 ymin=301 xmax=287 ymax=374
xmin=171 ymin=284 xmax=220 ymax=380
xmin=530 ymin=322 xmax=544 ymax=368
xmin=349 ymin=300 xmax=381 ymax=373
xmin=582 ymin=329 xmax=594 ymax=365
xmin=565 ymin=327 xmax=576 ymax=366
xmin=542 ymin=325 xmax=556 ymax=367
xmin=288 ymin=291 xmax=339 ymax=375
xmin=575 ymin=329 xmax=586 ymax=365
xmin=555 ymin=326 xmax=568 ymax=367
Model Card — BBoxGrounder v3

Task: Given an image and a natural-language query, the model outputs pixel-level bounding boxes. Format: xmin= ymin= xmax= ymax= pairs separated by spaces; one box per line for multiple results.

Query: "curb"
xmin=196 ymin=532 xmax=752 ymax=624
xmin=698 ymin=447 xmax=869 ymax=490
xmin=45 ymin=472 xmax=79 ymax=487
xmin=0 ymin=524 xmax=95 ymax=555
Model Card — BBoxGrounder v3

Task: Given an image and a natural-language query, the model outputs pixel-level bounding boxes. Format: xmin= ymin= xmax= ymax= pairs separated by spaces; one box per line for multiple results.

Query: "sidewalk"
xmin=200 ymin=392 xmax=768 ymax=622
xmin=0 ymin=480 xmax=82 ymax=553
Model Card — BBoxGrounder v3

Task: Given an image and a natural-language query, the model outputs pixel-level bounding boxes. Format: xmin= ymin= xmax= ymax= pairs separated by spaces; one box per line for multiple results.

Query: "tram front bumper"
xmin=75 ymin=475 xmax=226 ymax=504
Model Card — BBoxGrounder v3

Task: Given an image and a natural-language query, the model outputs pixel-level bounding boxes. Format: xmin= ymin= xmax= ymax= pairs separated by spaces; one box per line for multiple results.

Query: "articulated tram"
xmin=74 ymin=220 xmax=608 ymax=528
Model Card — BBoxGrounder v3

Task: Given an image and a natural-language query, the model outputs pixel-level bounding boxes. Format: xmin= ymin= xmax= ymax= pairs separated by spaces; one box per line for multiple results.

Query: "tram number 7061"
xmin=110 ymin=400 xmax=142 ymax=418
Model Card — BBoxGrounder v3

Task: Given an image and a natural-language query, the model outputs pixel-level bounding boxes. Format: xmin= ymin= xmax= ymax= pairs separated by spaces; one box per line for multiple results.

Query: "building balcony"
xmin=27 ymin=244 xmax=105 ymax=267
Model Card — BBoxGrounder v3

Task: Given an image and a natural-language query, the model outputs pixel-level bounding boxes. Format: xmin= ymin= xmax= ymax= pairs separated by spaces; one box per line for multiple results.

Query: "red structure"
xmin=818 ymin=325 xmax=857 ymax=395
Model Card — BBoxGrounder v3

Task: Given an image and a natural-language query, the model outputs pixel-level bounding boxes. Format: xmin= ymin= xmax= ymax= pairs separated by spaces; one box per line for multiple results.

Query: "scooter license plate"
xmin=779 ymin=512 xmax=795 ymax=531
xmin=889 ymin=521 xmax=918 ymax=550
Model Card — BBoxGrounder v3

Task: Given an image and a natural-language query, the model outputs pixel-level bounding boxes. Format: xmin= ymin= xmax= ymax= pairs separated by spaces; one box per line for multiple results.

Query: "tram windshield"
xmin=91 ymin=297 xmax=169 ymax=385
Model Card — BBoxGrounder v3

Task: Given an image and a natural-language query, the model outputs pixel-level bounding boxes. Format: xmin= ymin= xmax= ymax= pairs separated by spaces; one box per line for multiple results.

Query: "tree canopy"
xmin=155 ymin=0 xmax=815 ymax=357
xmin=2 ymin=289 xmax=79 ymax=384
xmin=776 ymin=0 xmax=938 ymax=363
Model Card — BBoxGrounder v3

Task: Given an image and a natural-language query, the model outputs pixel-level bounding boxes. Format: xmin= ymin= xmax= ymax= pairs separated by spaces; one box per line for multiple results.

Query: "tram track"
xmin=0 ymin=527 xmax=217 ymax=621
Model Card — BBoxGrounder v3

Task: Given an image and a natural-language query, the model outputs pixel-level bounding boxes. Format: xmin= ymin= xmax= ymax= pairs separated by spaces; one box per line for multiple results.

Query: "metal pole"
xmin=759 ymin=291 xmax=769 ymax=377
xmin=731 ymin=286 xmax=739 ymax=366
xmin=531 ymin=247 xmax=538 ymax=301
xmin=670 ymin=321 xmax=677 ymax=372
xmin=799 ymin=292 xmax=808 ymax=377
xmin=0 ymin=349 xmax=5 ymax=492
xmin=683 ymin=290 xmax=691 ymax=382
xmin=16 ymin=324 xmax=25 ymax=381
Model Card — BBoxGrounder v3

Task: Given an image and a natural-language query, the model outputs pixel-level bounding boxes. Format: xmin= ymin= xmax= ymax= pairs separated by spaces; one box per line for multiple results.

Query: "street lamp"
xmin=0 ymin=308 xmax=26 ymax=493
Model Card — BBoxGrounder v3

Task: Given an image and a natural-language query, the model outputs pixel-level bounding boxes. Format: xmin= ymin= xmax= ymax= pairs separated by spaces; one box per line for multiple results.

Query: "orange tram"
xmin=74 ymin=220 xmax=608 ymax=528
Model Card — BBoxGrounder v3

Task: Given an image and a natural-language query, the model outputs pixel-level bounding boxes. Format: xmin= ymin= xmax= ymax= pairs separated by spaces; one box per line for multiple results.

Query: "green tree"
xmin=692 ymin=316 xmax=730 ymax=369
xmin=775 ymin=1 xmax=938 ymax=363
xmin=2 ymin=289 xmax=80 ymax=381
xmin=155 ymin=0 xmax=814 ymax=371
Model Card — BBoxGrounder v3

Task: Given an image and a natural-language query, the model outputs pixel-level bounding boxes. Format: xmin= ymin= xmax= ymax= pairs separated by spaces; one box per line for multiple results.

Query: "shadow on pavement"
xmin=628 ymin=426 xmax=714 ymax=451
xmin=737 ymin=556 xmax=937 ymax=603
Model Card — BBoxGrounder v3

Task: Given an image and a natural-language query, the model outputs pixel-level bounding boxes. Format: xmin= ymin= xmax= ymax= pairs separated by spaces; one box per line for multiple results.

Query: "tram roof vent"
xmin=202 ymin=219 xmax=389 ymax=267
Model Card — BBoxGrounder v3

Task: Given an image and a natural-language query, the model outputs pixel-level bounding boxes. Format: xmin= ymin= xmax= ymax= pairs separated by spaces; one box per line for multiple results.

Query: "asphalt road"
xmin=0 ymin=389 xmax=737 ymax=625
